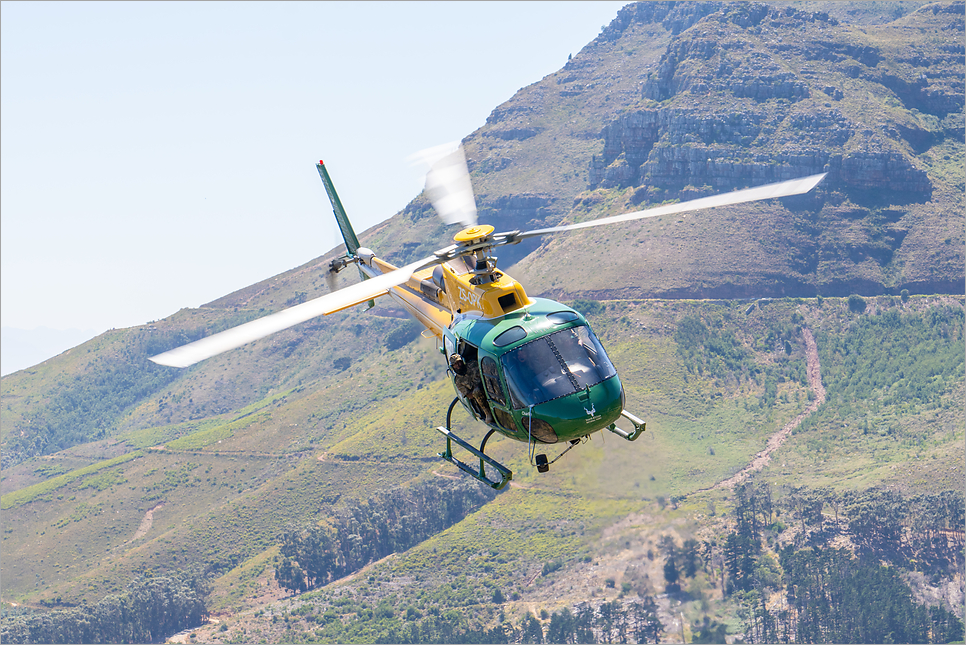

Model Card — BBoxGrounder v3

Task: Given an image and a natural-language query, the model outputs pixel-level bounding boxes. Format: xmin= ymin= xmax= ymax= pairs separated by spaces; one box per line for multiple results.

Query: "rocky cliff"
xmin=589 ymin=2 xmax=962 ymax=202
xmin=494 ymin=0 xmax=964 ymax=300
xmin=352 ymin=2 xmax=963 ymax=302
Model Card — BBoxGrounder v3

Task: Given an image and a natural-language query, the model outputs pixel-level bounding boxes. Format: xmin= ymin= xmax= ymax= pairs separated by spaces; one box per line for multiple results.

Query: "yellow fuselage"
xmin=365 ymin=255 xmax=532 ymax=337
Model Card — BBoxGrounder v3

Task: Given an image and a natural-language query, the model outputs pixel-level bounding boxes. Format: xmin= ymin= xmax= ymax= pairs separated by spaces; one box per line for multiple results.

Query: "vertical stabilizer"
xmin=317 ymin=160 xmax=361 ymax=255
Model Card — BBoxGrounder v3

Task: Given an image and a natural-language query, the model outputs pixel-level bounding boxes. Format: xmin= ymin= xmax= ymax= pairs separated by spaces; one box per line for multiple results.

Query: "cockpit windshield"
xmin=501 ymin=325 xmax=617 ymax=409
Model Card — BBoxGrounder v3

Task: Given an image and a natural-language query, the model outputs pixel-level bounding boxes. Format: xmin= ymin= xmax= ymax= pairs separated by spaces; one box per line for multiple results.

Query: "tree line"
xmin=707 ymin=481 xmax=964 ymax=643
xmin=518 ymin=599 xmax=664 ymax=644
xmin=276 ymin=477 xmax=498 ymax=593
xmin=0 ymin=570 xmax=209 ymax=644
xmin=775 ymin=485 xmax=964 ymax=573
xmin=777 ymin=547 xmax=963 ymax=644
xmin=284 ymin=597 xmax=664 ymax=644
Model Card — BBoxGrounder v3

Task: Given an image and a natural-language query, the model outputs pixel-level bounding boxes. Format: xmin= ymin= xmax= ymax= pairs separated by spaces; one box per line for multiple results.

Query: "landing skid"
xmin=437 ymin=398 xmax=513 ymax=490
xmin=607 ymin=410 xmax=646 ymax=441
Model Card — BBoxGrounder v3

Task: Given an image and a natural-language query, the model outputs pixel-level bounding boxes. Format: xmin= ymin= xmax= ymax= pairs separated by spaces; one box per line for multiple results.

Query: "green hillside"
xmin=1 ymin=2 xmax=963 ymax=644
xmin=2 ymin=296 xmax=962 ymax=643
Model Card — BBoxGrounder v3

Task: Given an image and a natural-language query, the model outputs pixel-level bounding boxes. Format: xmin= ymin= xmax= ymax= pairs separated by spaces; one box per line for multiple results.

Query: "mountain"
xmin=9 ymin=0 xmax=962 ymax=475
xmin=362 ymin=0 xmax=963 ymax=301
xmin=1 ymin=3 xmax=963 ymax=643
xmin=1 ymin=328 xmax=99 ymax=377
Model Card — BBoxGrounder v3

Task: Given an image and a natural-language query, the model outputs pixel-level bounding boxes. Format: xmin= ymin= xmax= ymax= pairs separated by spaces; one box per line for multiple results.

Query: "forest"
xmin=276 ymin=477 xmax=498 ymax=593
xmin=0 ymin=571 xmax=209 ymax=644
xmin=250 ymin=593 xmax=665 ymax=644
xmin=251 ymin=480 xmax=964 ymax=644
xmin=718 ymin=481 xmax=964 ymax=644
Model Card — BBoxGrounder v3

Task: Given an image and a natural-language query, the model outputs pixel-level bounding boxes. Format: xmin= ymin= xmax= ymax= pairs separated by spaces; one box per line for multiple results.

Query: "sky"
xmin=1 ymin=0 xmax=628 ymax=354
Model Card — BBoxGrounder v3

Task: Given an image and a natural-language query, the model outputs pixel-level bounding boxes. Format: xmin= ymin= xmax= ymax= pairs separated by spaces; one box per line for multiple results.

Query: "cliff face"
xmin=504 ymin=1 xmax=964 ymax=300
xmin=592 ymin=107 xmax=935 ymax=198
xmin=589 ymin=2 xmax=962 ymax=202
xmin=361 ymin=2 xmax=962 ymax=302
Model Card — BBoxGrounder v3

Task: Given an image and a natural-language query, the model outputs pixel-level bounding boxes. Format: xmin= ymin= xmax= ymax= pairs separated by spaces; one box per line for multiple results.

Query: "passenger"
xmin=451 ymin=354 xmax=493 ymax=424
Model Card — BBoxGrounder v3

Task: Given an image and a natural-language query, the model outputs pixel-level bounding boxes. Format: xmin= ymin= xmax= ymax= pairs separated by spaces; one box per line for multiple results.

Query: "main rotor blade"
xmin=409 ymin=142 xmax=478 ymax=227
xmin=150 ymin=255 xmax=439 ymax=368
xmin=514 ymin=173 xmax=827 ymax=241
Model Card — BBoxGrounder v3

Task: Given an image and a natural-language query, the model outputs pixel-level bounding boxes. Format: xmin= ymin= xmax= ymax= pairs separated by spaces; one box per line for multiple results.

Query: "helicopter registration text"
xmin=457 ymin=285 xmax=483 ymax=310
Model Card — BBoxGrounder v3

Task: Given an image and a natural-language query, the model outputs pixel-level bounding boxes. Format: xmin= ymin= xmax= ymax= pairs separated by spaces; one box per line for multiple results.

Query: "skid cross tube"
xmin=437 ymin=398 xmax=513 ymax=490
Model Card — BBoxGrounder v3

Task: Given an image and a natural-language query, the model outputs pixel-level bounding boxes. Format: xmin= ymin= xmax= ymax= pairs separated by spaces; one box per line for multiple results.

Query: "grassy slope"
xmin=165 ymin=295 xmax=962 ymax=644
xmin=3 ymin=297 xmax=960 ymax=614
xmin=0 ymin=324 xmax=445 ymax=605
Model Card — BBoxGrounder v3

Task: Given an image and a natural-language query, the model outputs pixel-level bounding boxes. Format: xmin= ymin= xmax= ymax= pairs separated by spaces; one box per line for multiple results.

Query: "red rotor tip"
xmin=319 ymin=159 xmax=324 ymax=165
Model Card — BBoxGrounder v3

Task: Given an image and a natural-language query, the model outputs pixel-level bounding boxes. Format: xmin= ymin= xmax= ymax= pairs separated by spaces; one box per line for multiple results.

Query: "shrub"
xmin=570 ymin=299 xmax=604 ymax=316
xmin=333 ymin=357 xmax=352 ymax=371
xmin=384 ymin=319 xmax=423 ymax=350
xmin=847 ymin=294 xmax=867 ymax=313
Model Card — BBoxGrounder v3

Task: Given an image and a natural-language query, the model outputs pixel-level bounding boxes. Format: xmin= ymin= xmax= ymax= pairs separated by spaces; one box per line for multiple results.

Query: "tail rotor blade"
xmin=324 ymin=266 xmax=339 ymax=293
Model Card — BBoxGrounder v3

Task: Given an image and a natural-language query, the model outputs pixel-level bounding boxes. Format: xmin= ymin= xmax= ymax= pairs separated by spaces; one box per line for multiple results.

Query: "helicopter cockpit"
xmin=501 ymin=324 xmax=617 ymax=409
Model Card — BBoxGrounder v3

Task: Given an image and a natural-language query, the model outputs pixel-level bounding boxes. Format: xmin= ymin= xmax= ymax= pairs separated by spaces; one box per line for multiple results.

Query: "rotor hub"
xmin=454 ymin=224 xmax=494 ymax=243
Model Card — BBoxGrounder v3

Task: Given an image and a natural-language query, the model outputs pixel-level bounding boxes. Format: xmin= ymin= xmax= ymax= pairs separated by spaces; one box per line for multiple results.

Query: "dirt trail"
xmin=326 ymin=553 xmax=397 ymax=588
xmin=710 ymin=328 xmax=826 ymax=491
xmin=132 ymin=502 xmax=165 ymax=541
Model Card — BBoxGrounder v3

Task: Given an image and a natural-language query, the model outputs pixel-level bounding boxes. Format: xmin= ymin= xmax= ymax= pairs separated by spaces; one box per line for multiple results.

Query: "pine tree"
xmin=521 ymin=613 xmax=544 ymax=644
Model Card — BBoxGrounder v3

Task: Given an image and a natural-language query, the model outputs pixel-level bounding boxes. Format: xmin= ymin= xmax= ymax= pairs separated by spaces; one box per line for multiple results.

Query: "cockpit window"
xmin=501 ymin=325 xmax=617 ymax=409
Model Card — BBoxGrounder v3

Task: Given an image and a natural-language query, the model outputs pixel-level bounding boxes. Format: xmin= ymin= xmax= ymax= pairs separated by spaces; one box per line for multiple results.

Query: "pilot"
xmin=509 ymin=342 xmax=557 ymax=404
xmin=450 ymin=354 xmax=493 ymax=424
xmin=525 ymin=342 xmax=560 ymax=379
xmin=514 ymin=343 xmax=538 ymax=373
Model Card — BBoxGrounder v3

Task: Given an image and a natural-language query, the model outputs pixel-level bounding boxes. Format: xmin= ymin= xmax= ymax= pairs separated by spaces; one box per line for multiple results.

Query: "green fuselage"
xmin=445 ymin=298 xmax=623 ymax=444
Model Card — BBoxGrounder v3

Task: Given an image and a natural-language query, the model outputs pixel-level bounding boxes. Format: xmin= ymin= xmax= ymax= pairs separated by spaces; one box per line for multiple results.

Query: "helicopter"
xmin=151 ymin=145 xmax=826 ymax=490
